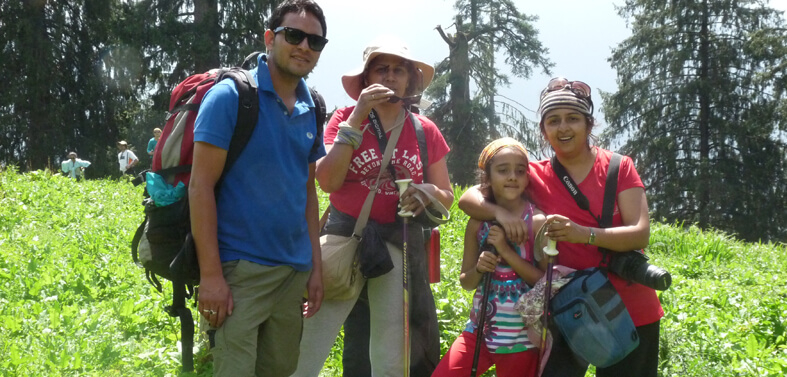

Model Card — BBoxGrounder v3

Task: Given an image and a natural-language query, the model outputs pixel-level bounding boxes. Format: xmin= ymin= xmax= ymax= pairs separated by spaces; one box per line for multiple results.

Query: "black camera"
xmin=607 ymin=250 xmax=672 ymax=291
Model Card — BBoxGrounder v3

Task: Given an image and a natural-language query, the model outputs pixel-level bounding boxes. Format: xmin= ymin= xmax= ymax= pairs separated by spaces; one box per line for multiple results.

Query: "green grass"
xmin=1 ymin=167 xmax=785 ymax=376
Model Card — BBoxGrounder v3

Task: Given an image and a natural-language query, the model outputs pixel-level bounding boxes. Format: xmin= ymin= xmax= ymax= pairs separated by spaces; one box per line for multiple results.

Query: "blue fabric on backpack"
xmin=145 ymin=172 xmax=186 ymax=207
xmin=549 ymin=267 xmax=640 ymax=367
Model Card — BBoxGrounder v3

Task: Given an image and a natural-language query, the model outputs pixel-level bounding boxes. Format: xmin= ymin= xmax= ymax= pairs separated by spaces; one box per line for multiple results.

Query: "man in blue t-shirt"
xmin=189 ymin=1 xmax=328 ymax=375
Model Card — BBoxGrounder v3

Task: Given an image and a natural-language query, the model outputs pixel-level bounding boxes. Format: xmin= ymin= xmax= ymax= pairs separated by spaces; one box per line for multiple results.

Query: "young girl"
xmin=433 ymin=138 xmax=547 ymax=377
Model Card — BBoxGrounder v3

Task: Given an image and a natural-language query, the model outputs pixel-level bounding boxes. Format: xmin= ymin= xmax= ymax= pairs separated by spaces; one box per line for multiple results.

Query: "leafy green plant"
xmin=2 ymin=168 xmax=786 ymax=376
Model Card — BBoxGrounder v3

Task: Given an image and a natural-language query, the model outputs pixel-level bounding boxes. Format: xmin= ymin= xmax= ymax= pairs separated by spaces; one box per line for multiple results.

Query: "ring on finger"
xmin=202 ymin=309 xmax=217 ymax=315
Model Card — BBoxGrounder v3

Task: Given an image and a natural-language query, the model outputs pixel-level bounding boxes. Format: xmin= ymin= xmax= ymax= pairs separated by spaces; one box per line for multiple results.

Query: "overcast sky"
xmin=306 ymin=0 xmax=787 ymax=127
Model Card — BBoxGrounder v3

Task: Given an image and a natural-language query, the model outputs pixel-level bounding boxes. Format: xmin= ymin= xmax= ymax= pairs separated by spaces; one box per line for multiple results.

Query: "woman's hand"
xmin=399 ymin=185 xmax=427 ymax=216
xmin=346 ymin=84 xmax=394 ymax=127
xmin=544 ymin=214 xmax=590 ymax=245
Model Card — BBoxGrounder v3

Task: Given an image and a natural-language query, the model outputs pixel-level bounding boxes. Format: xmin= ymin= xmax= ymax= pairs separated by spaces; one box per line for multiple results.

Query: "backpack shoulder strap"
xmin=309 ymin=87 xmax=327 ymax=156
xmin=600 ymin=153 xmax=622 ymax=228
xmin=241 ymin=51 xmax=326 ymax=159
xmin=215 ymin=68 xmax=259 ymax=183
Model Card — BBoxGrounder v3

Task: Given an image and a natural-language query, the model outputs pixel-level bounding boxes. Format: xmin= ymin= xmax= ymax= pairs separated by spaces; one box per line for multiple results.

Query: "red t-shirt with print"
xmin=528 ymin=148 xmax=664 ymax=326
xmin=324 ymin=106 xmax=450 ymax=224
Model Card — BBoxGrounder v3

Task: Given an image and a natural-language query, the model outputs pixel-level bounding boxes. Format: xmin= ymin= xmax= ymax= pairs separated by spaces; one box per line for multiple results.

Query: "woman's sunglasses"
xmin=544 ymin=77 xmax=591 ymax=98
xmin=272 ymin=27 xmax=328 ymax=52
xmin=388 ymin=94 xmax=421 ymax=106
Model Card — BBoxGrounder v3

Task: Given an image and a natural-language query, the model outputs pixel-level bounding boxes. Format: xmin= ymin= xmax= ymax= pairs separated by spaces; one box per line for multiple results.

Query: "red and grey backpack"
xmin=130 ymin=51 xmax=326 ymax=371
xmin=152 ymin=52 xmax=326 ymax=186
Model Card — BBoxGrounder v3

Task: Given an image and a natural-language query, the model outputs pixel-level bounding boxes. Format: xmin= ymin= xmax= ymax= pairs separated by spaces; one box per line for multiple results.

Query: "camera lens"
xmin=608 ymin=250 xmax=672 ymax=291
xmin=632 ymin=262 xmax=672 ymax=291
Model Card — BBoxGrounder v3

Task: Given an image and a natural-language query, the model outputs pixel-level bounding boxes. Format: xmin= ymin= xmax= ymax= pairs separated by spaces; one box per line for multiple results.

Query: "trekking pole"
xmin=537 ymin=236 xmax=559 ymax=375
xmin=395 ymin=179 xmax=414 ymax=377
xmin=471 ymin=239 xmax=497 ymax=377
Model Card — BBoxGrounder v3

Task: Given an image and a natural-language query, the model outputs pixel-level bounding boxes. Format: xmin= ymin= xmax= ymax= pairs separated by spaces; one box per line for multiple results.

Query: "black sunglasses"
xmin=272 ymin=26 xmax=328 ymax=52
xmin=387 ymin=94 xmax=422 ymax=106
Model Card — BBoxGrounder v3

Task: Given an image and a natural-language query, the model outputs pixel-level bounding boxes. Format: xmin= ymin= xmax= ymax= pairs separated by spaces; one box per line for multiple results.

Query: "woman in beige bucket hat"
xmin=293 ymin=35 xmax=453 ymax=377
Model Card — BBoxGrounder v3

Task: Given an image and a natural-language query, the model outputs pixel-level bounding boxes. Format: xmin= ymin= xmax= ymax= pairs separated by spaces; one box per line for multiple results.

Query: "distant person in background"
xmin=117 ymin=140 xmax=139 ymax=176
xmin=148 ymin=127 xmax=162 ymax=156
xmin=61 ymin=152 xmax=91 ymax=180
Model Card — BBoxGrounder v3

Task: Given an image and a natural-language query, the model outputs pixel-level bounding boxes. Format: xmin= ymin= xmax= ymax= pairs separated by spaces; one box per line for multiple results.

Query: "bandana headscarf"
xmin=478 ymin=137 xmax=529 ymax=170
xmin=537 ymin=88 xmax=593 ymax=121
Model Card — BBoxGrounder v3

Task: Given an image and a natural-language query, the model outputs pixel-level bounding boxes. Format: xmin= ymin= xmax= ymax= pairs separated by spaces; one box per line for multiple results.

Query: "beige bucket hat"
xmin=341 ymin=36 xmax=435 ymax=101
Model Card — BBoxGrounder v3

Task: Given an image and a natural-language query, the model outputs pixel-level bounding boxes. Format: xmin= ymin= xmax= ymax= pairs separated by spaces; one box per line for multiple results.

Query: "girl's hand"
xmin=346 ymin=84 xmax=394 ymax=127
xmin=476 ymin=250 xmax=499 ymax=274
xmin=493 ymin=207 xmax=528 ymax=244
xmin=486 ymin=225 xmax=509 ymax=252
xmin=544 ymin=214 xmax=589 ymax=244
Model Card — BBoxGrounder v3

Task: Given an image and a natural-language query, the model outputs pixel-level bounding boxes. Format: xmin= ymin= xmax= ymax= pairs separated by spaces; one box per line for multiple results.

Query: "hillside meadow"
xmin=1 ymin=168 xmax=785 ymax=376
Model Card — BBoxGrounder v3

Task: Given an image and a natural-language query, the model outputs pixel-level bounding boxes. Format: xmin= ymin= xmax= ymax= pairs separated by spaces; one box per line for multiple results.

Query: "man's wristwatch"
xmin=587 ymin=227 xmax=596 ymax=245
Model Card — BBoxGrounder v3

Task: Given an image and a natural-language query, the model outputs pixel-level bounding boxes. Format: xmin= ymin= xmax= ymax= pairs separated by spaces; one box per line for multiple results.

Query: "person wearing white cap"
xmin=292 ymin=35 xmax=454 ymax=377
xmin=116 ymin=140 xmax=138 ymax=176
xmin=458 ymin=78 xmax=663 ymax=377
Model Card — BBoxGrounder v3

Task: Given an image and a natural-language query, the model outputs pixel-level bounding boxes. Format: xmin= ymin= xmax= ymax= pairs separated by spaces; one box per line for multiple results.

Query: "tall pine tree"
xmin=0 ymin=0 xmax=137 ymax=175
xmin=603 ymin=0 xmax=787 ymax=241
xmin=0 ymin=0 xmax=279 ymax=175
xmin=429 ymin=0 xmax=552 ymax=185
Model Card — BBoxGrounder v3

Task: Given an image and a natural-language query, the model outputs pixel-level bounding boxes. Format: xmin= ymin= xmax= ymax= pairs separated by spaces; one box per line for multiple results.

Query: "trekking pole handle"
xmin=395 ymin=179 xmax=414 ymax=217
xmin=544 ymin=238 xmax=558 ymax=257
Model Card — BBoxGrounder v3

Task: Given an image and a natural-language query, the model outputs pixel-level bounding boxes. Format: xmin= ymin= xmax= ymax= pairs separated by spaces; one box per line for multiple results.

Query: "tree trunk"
xmin=448 ymin=20 xmax=474 ymax=184
xmin=698 ymin=0 xmax=711 ymax=229
xmin=23 ymin=0 xmax=51 ymax=171
xmin=194 ymin=0 xmax=220 ymax=73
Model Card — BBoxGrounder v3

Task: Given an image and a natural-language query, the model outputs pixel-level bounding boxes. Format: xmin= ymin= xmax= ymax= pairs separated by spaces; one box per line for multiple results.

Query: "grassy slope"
xmin=0 ymin=169 xmax=785 ymax=376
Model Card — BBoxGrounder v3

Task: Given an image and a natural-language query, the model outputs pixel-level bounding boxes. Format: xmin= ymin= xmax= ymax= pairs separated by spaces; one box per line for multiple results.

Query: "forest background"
xmin=1 ymin=0 xmax=786 ymax=240
xmin=2 ymin=1 xmax=787 ymax=375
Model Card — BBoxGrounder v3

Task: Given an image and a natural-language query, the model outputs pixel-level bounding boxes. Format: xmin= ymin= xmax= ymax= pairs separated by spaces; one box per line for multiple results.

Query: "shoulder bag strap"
xmin=600 ymin=153 xmax=622 ymax=228
xmin=352 ymin=110 xmax=407 ymax=237
xmin=596 ymin=152 xmax=623 ymax=261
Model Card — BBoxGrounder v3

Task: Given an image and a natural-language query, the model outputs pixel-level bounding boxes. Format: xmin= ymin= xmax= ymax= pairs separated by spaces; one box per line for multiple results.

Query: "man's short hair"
xmin=268 ymin=0 xmax=327 ymax=37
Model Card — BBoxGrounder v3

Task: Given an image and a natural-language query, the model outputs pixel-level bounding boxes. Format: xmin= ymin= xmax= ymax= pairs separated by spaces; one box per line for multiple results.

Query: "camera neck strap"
xmin=549 ymin=152 xmax=622 ymax=228
xmin=551 ymin=152 xmax=621 ymax=264
xmin=368 ymin=109 xmax=405 ymax=180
